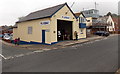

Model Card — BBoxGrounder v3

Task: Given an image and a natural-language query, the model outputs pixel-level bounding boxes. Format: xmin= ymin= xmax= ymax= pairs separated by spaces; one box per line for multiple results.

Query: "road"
xmin=2 ymin=35 xmax=118 ymax=72
xmin=2 ymin=43 xmax=36 ymax=58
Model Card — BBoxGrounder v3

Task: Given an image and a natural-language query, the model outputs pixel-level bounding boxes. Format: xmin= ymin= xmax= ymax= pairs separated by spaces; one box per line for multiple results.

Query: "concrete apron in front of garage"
xmin=2 ymin=35 xmax=107 ymax=50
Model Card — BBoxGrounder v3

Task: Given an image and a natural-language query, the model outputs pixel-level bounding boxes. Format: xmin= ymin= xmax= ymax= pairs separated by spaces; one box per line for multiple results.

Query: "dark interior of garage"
xmin=57 ymin=20 xmax=72 ymax=41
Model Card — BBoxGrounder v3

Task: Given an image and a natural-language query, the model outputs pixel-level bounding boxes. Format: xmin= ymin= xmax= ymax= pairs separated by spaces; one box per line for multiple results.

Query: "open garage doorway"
xmin=57 ymin=19 xmax=73 ymax=41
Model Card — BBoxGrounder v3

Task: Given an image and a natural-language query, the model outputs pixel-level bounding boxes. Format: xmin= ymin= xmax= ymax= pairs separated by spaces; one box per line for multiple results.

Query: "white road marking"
xmin=71 ymin=38 xmax=108 ymax=48
xmin=103 ymin=38 xmax=108 ymax=40
xmin=4 ymin=49 xmax=47 ymax=60
xmin=25 ymin=52 xmax=35 ymax=55
xmin=6 ymin=56 xmax=14 ymax=60
xmin=43 ymin=49 xmax=51 ymax=51
xmin=80 ymin=44 xmax=83 ymax=46
xmin=14 ymin=54 xmax=24 ymax=58
xmin=5 ymin=56 xmax=12 ymax=59
xmin=85 ymin=42 xmax=89 ymax=44
xmin=33 ymin=50 xmax=43 ymax=53
xmin=95 ymin=40 xmax=100 ymax=42
xmin=53 ymin=48 xmax=58 ymax=49
xmin=0 ymin=54 xmax=7 ymax=59
xmin=71 ymin=46 xmax=76 ymax=47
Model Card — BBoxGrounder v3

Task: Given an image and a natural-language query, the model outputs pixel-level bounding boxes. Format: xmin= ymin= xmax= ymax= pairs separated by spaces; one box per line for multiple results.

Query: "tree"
xmin=111 ymin=14 xmax=118 ymax=17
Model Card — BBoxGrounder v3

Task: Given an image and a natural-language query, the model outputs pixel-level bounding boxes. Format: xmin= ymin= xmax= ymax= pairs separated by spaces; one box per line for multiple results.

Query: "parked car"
xmin=94 ymin=31 xmax=110 ymax=37
xmin=0 ymin=34 xmax=3 ymax=38
xmin=3 ymin=33 xmax=13 ymax=40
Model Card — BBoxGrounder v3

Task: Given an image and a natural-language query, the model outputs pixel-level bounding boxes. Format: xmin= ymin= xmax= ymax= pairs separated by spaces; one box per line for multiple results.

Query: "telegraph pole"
xmin=83 ymin=8 xmax=84 ymax=11
xmin=95 ymin=2 xmax=97 ymax=10
xmin=95 ymin=2 xmax=98 ymax=10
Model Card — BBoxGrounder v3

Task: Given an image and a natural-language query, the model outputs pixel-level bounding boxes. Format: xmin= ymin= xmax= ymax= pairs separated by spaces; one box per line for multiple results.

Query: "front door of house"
xmin=42 ymin=30 xmax=45 ymax=43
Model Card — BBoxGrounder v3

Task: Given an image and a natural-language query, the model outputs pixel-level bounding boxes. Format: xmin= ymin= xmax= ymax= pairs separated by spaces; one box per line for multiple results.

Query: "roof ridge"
xmin=17 ymin=3 xmax=77 ymax=23
xmin=30 ymin=3 xmax=66 ymax=14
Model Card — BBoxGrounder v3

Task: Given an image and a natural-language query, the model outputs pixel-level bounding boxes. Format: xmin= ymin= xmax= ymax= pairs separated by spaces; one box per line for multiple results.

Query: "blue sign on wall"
xmin=62 ymin=16 xmax=70 ymax=19
xmin=40 ymin=21 xmax=50 ymax=25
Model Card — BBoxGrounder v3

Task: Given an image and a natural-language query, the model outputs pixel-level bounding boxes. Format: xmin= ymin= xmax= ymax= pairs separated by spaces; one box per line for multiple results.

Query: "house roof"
xmin=112 ymin=17 xmax=118 ymax=24
xmin=97 ymin=16 xmax=109 ymax=24
xmin=74 ymin=12 xmax=86 ymax=18
xmin=81 ymin=9 xmax=99 ymax=18
xmin=74 ymin=13 xmax=80 ymax=17
xmin=17 ymin=3 xmax=77 ymax=23
xmin=17 ymin=3 xmax=66 ymax=23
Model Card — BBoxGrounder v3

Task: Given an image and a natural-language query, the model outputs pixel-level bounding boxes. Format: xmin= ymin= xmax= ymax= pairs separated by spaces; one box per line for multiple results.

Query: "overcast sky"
xmin=0 ymin=0 xmax=119 ymax=26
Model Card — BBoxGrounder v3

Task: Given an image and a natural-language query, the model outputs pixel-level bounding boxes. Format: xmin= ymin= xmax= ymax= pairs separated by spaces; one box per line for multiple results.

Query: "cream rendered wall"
xmin=86 ymin=17 xmax=92 ymax=26
xmin=50 ymin=5 xmax=80 ymax=42
xmin=13 ymin=28 xmax=18 ymax=39
xmin=13 ymin=18 xmax=51 ymax=44
xmin=78 ymin=14 xmax=87 ymax=38
xmin=13 ymin=4 xmax=87 ymax=44
xmin=79 ymin=28 xmax=86 ymax=38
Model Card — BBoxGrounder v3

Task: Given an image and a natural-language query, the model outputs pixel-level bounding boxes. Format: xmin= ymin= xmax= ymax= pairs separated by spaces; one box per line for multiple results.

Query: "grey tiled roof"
xmin=83 ymin=14 xmax=99 ymax=18
xmin=17 ymin=3 xmax=66 ymax=23
xmin=97 ymin=16 xmax=109 ymax=23
xmin=74 ymin=12 xmax=86 ymax=18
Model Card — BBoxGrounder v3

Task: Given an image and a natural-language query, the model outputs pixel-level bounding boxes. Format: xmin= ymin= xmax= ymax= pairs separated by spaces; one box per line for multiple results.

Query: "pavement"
xmin=2 ymin=34 xmax=118 ymax=72
xmin=1 ymin=35 xmax=112 ymax=50
xmin=1 ymin=42 xmax=37 ymax=60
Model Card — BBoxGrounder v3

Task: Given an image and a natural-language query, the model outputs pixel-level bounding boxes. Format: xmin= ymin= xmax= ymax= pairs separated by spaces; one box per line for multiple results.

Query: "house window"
xmin=80 ymin=17 xmax=86 ymax=23
xmin=90 ymin=11 xmax=93 ymax=14
xmin=87 ymin=20 xmax=90 ymax=22
xmin=111 ymin=22 xmax=112 ymax=25
xmin=28 ymin=27 xmax=32 ymax=34
xmin=108 ymin=21 xmax=112 ymax=25
xmin=80 ymin=29 xmax=83 ymax=34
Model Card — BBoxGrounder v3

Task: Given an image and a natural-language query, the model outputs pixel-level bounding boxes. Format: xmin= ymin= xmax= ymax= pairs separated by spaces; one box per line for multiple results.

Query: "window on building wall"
xmin=111 ymin=22 xmax=112 ymax=25
xmin=80 ymin=29 xmax=83 ymax=34
xmin=80 ymin=17 xmax=86 ymax=23
xmin=92 ymin=19 xmax=97 ymax=23
xmin=90 ymin=11 xmax=93 ymax=14
xmin=28 ymin=27 xmax=32 ymax=34
xmin=85 ymin=12 xmax=88 ymax=14
xmin=108 ymin=21 xmax=111 ymax=25
xmin=87 ymin=20 xmax=90 ymax=22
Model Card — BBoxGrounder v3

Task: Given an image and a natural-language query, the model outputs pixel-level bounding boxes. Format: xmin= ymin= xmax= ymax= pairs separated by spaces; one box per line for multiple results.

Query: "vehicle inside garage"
xmin=57 ymin=20 xmax=73 ymax=41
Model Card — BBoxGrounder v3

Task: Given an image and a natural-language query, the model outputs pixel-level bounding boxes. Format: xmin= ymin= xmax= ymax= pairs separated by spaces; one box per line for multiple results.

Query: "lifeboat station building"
xmin=13 ymin=3 xmax=86 ymax=45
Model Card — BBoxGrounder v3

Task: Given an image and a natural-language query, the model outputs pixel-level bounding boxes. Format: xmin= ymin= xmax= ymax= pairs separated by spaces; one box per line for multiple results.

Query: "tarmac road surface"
xmin=2 ymin=35 xmax=119 ymax=72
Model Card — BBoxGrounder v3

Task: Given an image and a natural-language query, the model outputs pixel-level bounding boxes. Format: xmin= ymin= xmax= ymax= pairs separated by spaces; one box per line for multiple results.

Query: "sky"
xmin=0 ymin=0 xmax=119 ymax=26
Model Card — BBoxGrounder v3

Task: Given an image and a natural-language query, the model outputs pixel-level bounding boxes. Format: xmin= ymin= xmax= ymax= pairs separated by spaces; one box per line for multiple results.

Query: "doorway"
xmin=42 ymin=30 xmax=45 ymax=43
xmin=57 ymin=20 xmax=72 ymax=41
